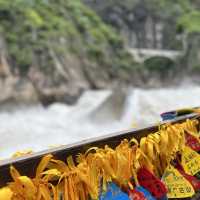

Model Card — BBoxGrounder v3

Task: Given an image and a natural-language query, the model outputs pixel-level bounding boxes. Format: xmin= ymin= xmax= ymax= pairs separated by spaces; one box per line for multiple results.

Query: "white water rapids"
xmin=0 ymin=86 xmax=200 ymax=158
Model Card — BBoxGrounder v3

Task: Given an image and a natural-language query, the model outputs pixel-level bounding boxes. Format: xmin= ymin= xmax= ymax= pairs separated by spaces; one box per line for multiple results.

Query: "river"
xmin=0 ymin=86 xmax=200 ymax=158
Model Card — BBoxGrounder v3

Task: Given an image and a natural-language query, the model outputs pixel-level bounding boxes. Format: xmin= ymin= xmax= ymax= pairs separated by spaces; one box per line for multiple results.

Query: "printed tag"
xmin=182 ymin=146 xmax=200 ymax=176
xmin=185 ymin=132 xmax=200 ymax=152
xmin=135 ymin=186 xmax=156 ymax=200
xmin=137 ymin=167 xmax=167 ymax=199
xmin=99 ymin=182 xmax=130 ymax=200
xmin=178 ymin=169 xmax=200 ymax=191
xmin=162 ymin=165 xmax=195 ymax=198
xmin=129 ymin=189 xmax=146 ymax=200
xmin=175 ymin=160 xmax=200 ymax=191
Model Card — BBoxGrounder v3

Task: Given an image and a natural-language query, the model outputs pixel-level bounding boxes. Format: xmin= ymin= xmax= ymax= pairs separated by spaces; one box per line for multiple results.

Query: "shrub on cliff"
xmin=0 ymin=0 xmax=135 ymax=75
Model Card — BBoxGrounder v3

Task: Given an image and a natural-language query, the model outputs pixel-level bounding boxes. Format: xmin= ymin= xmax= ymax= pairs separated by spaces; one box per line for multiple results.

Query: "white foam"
xmin=0 ymin=87 xmax=200 ymax=158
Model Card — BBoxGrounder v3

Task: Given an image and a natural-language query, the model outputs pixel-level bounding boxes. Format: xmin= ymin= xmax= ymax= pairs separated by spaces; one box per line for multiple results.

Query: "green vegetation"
xmin=0 ymin=0 xmax=200 ymax=78
xmin=0 ymin=0 xmax=135 ymax=74
xmin=178 ymin=11 xmax=200 ymax=33
xmin=151 ymin=0 xmax=200 ymax=34
xmin=143 ymin=56 xmax=176 ymax=79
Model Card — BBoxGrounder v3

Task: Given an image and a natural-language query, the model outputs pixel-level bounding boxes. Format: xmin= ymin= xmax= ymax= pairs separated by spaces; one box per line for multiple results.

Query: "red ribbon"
xmin=137 ymin=167 xmax=167 ymax=199
xmin=185 ymin=132 xmax=200 ymax=152
xmin=175 ymin=161 xmax=200 ymax=191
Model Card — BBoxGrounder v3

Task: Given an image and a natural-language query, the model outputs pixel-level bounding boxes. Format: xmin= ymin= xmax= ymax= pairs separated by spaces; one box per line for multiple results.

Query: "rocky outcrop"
xmin=0 ymin=40 xmax=136 ymax=107
xmin=0 ymin=77 xmax=38 ymax=106
xmin=0 ymin=36 xmax=37 ymax=106
xmin=26 ymin=53 xmax=123 ymax=106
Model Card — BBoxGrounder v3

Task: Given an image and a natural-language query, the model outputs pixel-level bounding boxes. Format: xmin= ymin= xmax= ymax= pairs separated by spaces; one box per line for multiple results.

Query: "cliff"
xmin=0 ymin=0 xmax=137 ymax=106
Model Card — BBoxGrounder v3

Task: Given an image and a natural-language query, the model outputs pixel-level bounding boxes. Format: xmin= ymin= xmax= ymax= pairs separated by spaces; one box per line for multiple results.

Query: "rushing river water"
xmin=0 ymin=86 xmax=200 ymax=158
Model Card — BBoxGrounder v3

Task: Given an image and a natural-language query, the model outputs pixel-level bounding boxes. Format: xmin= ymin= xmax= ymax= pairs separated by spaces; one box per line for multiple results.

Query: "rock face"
xmin=27 ymin=53 xmax=124 ymax=106
xmin=0 ymin=39 xmax=135 ymax=106
xmin=0 ymin=76 xmax=38 ymax=106
xmin=0 ymin=51 xmax=133 ymax=107
xmin=0 ymin=36 xmax=37 ymax=106
xmin=184 ymin=34 xmax=200 ymax=72
xmin=83 ymin=0 xmax=183 ymax=50
xmin=1 ymin=0 xmax=151 ymax=106
xmin=83 ymin=0 xmax=200 ymax=86
xmin=0 ymin=1 xmax=137 ymax=106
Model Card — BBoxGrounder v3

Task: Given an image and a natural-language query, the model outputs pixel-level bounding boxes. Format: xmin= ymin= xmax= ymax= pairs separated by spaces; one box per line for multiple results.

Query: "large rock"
xmin=27 ymin=53 xmax=117 ymax=106
xmin=0 ymin=76 xmax=38 ymax=106
xmin=0 ymin=35 xmax=39 ymax=106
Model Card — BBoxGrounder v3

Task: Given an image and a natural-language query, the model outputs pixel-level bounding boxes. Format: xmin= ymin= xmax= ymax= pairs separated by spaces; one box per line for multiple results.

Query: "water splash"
xmin=0 ymin=86 xmax=200 ymax=158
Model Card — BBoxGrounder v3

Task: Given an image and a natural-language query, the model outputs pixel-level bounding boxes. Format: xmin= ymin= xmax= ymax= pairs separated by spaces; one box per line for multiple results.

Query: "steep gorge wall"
xmin=0 ymin=0 xmax=138 ymax=106
xmin=83 ymin=0 xmax=184 ymax=50
xmin=83 ymin=0 xmax=200 ymax=85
